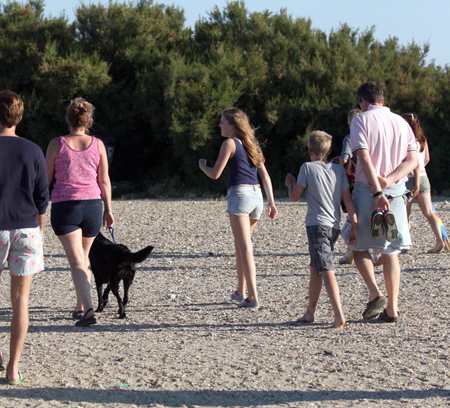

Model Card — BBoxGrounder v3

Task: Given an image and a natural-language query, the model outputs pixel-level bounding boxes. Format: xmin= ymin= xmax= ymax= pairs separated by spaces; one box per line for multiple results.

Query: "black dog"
xmin=89 ymin=232 xmax=154 ymax=319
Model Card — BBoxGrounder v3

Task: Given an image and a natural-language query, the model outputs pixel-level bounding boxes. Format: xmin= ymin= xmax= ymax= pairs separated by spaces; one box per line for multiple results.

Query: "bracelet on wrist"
xmin=373 ymin=191 xmax=383 ymax=198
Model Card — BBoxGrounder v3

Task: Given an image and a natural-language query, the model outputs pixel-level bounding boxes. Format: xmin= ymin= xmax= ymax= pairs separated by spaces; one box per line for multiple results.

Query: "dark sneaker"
xmin=362 ymin=296 xmax=387 ymax=319
xmin=371 ymin=210 xmax=384 ymax=239
xmin=378 ymin=309 xmax=399 ymax=323
xmin=384 ymin=210 xmax=398 ymax=242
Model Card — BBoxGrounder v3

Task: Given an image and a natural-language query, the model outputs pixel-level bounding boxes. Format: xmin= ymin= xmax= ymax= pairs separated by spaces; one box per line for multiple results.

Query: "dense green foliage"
xmin=1 ymin=0 xmax=449 ymax=195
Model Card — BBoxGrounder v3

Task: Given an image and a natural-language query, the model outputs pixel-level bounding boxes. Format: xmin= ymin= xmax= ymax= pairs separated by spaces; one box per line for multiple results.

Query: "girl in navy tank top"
xmin=199 ymin=108 xmax=278 ymax=308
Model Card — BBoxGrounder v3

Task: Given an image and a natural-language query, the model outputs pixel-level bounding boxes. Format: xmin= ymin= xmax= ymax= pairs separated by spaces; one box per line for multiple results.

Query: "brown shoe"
xmin=362 ymin=296 xmax=387 ymax=319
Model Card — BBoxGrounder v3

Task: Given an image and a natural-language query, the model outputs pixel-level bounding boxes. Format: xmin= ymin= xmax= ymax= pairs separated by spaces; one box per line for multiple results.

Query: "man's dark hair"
xmin=356 ymin=81 xmax=384 ymax=104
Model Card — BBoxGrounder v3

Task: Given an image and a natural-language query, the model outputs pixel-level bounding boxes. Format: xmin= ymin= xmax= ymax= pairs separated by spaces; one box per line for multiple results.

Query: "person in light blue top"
xmin=285 ymin=130 xmax=358 ymax=328
xmin=339 ymin=108 xmax=361 ymax=165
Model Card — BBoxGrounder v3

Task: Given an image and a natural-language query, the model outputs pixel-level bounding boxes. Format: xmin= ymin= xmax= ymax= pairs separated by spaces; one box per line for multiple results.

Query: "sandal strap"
xmin=81 ymin=308 xmax=94 ymax=320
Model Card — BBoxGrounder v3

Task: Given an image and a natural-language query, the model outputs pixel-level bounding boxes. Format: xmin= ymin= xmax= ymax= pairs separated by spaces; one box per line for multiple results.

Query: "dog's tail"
xmin=130 ymin=246 xmax=154 ymax=264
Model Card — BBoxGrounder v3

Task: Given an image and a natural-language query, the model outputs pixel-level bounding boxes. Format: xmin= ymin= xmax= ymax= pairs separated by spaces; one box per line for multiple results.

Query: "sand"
xmin=0 ymin=198 xmax=449 ymax=407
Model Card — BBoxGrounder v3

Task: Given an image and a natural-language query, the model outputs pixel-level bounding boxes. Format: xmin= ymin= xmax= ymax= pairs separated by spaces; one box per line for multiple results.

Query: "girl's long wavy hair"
xmin=401 ymin=112 xmax=426 ymax=152
xmin=222 ymin=108 xmax=265 ymax=167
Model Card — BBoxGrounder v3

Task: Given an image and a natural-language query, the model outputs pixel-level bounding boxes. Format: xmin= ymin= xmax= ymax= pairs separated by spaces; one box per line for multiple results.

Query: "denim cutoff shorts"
xmin=227 ymin=186 xmax=263 ymax=219
xmin=349 ymin=182 xmax=411 ymax=252
xmin=51 ymin=199 xmax=103 ymax=237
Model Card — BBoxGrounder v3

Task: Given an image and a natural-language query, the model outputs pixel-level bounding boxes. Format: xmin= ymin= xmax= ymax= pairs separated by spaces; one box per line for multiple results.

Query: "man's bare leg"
xmin=353 ymin=250 xmax=384 ymax=301
xmin=382 ymin=254 xmax=400 ymax=317
xmin=7 ymin=275 xmax=33 ymax=382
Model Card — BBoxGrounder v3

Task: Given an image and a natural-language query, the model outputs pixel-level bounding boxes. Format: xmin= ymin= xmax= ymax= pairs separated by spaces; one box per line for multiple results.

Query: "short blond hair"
xmin=307 ymin=130 xmax=332 ymax=158
xmin=348 ymin=108 xmax=361 ymax=125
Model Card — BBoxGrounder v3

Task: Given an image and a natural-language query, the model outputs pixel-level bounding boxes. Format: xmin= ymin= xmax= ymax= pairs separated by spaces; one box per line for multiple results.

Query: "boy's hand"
xmin=285 ymin=173 xmax=295 ymax=188
xmin=348 ymin=227 xmax=358 ymax=246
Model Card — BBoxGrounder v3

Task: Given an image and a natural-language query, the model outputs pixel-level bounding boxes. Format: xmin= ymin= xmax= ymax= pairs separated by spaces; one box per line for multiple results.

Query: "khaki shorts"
xmin=406 ymin=175 xmax=431 ymax=194
xmin=0 ymin=227 xmax=44 ymax=277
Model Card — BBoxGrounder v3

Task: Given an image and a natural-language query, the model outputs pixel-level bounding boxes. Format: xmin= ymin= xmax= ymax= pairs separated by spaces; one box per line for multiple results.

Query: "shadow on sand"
xmin=0 ymin=386 xmax=449 ymax=406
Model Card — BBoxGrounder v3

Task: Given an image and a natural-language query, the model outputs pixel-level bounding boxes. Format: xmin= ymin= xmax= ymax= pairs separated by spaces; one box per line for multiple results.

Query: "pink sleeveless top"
xmin=51 ymin=136 xmax=102 ymax=203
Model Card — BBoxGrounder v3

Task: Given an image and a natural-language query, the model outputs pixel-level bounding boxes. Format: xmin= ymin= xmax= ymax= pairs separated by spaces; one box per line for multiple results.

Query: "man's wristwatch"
xmin=373 ymin=191 xmax=384 ymax=198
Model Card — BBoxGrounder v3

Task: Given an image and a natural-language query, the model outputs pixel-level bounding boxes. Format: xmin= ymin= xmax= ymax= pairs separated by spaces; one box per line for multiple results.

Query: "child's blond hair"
xmin=347 ymin=108 xmax=361 ymax=126
xmin=307 ymin=130 xmax=332 ymax=158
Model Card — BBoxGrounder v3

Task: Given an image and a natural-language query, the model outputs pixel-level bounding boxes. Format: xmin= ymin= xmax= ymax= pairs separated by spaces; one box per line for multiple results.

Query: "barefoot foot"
xmin=297 ymin=310 xmax=315 ymax=323
xmin=428 ymin=243 xmax=444 ymax=254
xmin=332 ymin=317 xmax=346 ymax=329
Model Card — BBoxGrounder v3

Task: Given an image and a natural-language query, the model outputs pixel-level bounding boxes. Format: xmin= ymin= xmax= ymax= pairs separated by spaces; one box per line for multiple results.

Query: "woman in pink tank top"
xmin=46 ymin=98 xmax=114 ymax=326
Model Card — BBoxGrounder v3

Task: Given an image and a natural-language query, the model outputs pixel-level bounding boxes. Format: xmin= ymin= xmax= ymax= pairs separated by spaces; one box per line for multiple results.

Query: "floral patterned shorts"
xmin=0 ymin=227 xmax=44 ymax=277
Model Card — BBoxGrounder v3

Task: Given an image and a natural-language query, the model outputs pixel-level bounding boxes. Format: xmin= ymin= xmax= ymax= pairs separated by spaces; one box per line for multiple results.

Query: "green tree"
xmin=75 ymin=0 xmax=191 ymax=185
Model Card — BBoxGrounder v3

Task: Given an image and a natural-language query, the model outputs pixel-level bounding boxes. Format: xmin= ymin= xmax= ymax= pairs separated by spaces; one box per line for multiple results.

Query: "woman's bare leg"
xmin=415 ymin=193 xmax=445 ymax=253
xmin=58 ymin=230 xmax=96 ymax=318
xmin=229 ymin=214 xmax=258 ymax=302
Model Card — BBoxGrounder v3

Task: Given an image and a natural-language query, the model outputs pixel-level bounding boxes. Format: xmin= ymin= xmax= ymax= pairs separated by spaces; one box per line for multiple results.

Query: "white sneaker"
xmin=237 ymin=298 xmax=259 ymax=309
xmin=339 ymin=252 xmax=353 ymax=265
xmin=230 ymin=291 xmax=244 ymax=301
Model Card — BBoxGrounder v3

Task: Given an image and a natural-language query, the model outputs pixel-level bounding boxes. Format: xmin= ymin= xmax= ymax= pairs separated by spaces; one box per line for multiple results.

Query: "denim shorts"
xmin=51 ymin=199 xmax=103 ymax=237
xmin=306 ymin=225 xmax=340 ymax=274
xmin=227 ymin=186 xmax=263 ymax=219
xmin=0 ymin=227 xmax=44 ymax=277
xmin=349 ymin=182 xmax=411 ymax=252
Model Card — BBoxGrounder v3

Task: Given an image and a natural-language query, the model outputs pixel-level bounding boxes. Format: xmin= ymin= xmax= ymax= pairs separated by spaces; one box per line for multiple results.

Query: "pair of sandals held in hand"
xmin=371 ymin=191 xmax=412 ymax=242
xmin=371 ymin=209 xmax=398 ymax=242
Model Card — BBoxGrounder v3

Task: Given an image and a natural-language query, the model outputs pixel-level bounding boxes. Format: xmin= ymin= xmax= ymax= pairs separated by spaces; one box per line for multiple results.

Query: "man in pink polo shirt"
xmin=349 ymin=81 xmax=417 ymax=323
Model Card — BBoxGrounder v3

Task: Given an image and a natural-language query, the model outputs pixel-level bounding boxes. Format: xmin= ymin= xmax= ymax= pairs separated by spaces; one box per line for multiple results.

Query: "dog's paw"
xmin=119 ymin=312 xmax=126 ymax=319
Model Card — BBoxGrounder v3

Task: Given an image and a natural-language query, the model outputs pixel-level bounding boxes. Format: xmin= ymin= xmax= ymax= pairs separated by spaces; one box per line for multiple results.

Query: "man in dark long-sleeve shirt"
xmin=0 ymin=90 xmax=48 ymax=384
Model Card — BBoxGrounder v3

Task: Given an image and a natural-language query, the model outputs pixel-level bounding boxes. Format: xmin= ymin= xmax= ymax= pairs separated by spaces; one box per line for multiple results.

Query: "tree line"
xmin=2 ymin=0 xmax=450 ymax=196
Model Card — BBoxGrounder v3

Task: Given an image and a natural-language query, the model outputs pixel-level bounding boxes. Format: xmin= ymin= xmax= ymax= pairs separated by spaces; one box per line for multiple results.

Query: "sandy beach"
xmin=0 ymin=198 xmax=449 ymax=407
